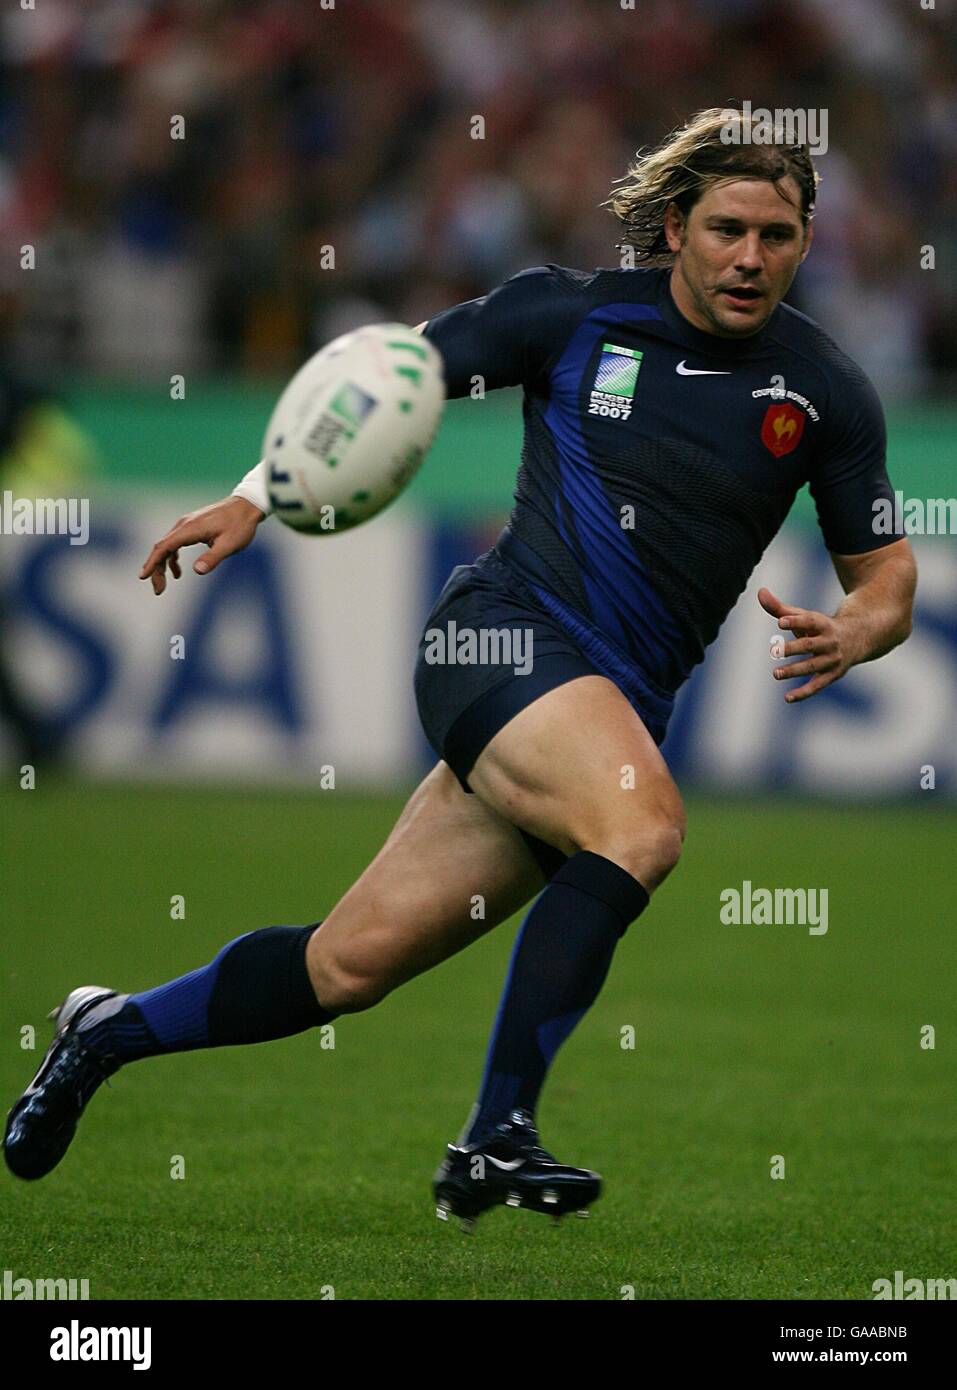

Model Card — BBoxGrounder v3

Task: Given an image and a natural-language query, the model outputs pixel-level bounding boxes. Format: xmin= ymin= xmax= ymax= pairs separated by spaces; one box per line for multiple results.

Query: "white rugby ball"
xmin=263 ymin=323 xmax=445 ymax=533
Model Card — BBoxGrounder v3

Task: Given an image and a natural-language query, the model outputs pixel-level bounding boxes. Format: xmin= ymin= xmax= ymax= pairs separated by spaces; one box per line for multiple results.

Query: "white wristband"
xmin=231 ymin=459 xmax=272 ymax=517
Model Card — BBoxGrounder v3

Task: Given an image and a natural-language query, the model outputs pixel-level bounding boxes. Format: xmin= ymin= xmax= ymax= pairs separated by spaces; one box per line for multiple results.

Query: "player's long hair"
xmin=605 ymin=107 xmax=819 ymax=261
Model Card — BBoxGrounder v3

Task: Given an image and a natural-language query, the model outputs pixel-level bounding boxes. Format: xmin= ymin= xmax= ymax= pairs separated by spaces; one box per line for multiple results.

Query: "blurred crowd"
xmin=1 ymin=0 xmax=955 ymax=399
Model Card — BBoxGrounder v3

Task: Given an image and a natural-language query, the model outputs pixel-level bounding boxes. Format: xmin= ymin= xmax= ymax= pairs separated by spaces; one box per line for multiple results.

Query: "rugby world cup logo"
xmin=589 ymin=342 xmax=643 ymax=421
xmin=761 ymin=402 xmax=805 ymax=458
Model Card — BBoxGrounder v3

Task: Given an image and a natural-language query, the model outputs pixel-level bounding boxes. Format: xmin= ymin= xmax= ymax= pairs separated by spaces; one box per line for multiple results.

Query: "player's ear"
xmin=663 ymin=202 xmax=686 ymax=254
xmin=799 ymin=219 xmax=814 ymax=262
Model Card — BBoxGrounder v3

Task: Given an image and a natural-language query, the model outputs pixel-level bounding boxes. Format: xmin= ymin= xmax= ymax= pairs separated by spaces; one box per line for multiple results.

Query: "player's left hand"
xmin=758 ymin=587 xmax=858 ymax=704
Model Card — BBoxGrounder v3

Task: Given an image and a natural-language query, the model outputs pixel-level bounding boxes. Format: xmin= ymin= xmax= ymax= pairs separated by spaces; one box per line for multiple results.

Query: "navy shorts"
xmin=413 ymin=546 xmax=675 ymax=793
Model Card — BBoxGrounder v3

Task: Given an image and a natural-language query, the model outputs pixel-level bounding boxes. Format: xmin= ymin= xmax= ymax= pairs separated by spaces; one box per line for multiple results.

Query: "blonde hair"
xmin=605 ymin=107 xmax=819 ymax=261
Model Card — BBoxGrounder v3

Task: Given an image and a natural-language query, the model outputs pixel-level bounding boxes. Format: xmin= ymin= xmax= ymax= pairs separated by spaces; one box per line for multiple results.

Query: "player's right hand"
xmin=139 ymin=495 xmax=265 ymax=595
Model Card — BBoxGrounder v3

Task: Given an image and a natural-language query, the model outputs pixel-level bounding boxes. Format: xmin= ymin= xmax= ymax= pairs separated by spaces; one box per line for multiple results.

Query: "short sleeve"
xmin=422 ymin=266 xmax=572 ymax=399
xmin=809 ymin=360 xmax=902 ymax=554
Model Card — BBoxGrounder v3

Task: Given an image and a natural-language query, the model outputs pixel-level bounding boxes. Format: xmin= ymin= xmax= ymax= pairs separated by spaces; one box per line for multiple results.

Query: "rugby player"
xmin=4 ymin=110 xmax=916 ymax=1228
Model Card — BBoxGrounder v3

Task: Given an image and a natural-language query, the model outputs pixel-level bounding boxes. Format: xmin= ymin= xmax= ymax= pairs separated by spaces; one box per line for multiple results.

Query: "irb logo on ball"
xmin=265 ymin=323 xmax=445 ymax=533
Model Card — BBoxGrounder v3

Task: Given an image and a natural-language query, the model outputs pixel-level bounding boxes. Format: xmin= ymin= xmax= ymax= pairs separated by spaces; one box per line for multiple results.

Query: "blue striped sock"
xmin=80 ymin=924 xmax=332 ymax=1063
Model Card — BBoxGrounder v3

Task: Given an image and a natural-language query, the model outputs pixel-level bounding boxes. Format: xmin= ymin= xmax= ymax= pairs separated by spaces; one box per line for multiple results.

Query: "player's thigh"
xmin=467 ymin=674 xmax=685 ymax=890
xmin=307 ymin=760 xmax=544 ymax=1011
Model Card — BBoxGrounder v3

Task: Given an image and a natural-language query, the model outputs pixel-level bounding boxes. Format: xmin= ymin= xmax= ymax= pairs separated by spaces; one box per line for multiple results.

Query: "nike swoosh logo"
xmin=676 ymin=360 xmax=731 ymax=376
xmin=485 ymin=1156 xmax=526 ymax=1171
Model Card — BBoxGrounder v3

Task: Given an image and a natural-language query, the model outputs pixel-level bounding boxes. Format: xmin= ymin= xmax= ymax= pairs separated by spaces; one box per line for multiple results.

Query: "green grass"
xmin=1 ymin=784 xmax=954 ymax=1300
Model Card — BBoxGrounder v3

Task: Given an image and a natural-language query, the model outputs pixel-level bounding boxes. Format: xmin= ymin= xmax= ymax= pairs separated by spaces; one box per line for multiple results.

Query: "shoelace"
xmin=506 ymin=1125 xmax=557 ymax=1164
xmin=50 ymin=1034 xmax=115 ymax=1109
xmin=523 ymin=1143 xmax=557 ymax=1164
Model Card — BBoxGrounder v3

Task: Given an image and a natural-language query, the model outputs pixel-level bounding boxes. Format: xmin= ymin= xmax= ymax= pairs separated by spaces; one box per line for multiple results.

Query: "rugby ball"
xmin=263 ymin=323 xmax=445 ymax=533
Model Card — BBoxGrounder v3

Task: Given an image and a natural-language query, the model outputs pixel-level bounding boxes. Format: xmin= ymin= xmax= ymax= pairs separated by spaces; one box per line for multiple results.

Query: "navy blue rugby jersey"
xmin=423 ymin=264 xmax=901 ymax=697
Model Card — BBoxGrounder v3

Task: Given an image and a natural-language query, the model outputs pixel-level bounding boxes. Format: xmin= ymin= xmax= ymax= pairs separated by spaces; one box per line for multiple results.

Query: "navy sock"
xmin=81 ymin=924 xmax=334 ymax=1064
xmin=463 ymin=851 xmax=649 ymax=1143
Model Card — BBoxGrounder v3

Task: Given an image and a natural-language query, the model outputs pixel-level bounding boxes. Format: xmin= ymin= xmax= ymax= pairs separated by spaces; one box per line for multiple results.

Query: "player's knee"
xmin=313 ymin=957 xmax=389 ymax=1014
xmin=642 ymin=816 xmax=685 ymax=883
xmin=308 ymin=935 xmax=392 ymax=1014
xmin=591 ymin=803 xmax=685 ymax=890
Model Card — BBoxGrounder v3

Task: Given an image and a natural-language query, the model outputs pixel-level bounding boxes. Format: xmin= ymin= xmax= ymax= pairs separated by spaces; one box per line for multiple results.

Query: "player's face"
xmin=665 ymin=176 xmax=812 ymax=337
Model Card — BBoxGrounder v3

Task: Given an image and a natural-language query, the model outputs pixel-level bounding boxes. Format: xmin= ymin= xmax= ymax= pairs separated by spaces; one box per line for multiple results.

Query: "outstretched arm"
xmin=758 ymin=536 xmax=916 ymax=703
xmin=138 ymin=495 xmax=266 ymax=596
xmin=138 ymin=271 xmax=557 ymax=596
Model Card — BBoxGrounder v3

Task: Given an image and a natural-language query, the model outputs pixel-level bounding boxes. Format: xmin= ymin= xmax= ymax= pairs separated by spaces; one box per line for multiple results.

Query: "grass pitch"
xmin=1 ymin=783 xmax=954 ymax=1300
